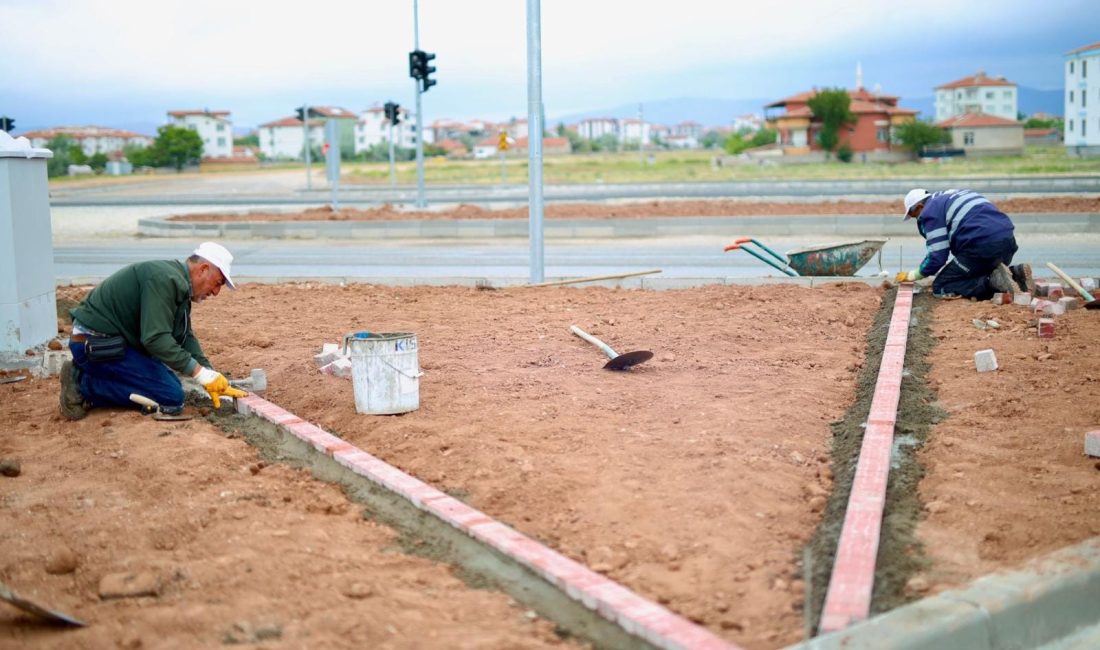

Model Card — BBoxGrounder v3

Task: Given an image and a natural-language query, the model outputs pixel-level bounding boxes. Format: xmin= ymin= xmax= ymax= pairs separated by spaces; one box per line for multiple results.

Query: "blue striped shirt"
xmin=916 ymin=189 xmax=1014 ymax=277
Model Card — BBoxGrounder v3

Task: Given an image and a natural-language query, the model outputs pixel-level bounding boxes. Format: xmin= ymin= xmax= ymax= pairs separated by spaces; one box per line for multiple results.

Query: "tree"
xmin=45 ymin=136 xmax=79 ymax=177
xmin=807 ymin=88 xmax=855 ymax=156
xmin=234 ymin=133 xmax=259 ymax=147
xmin=894 ymin=119 xmax=950 ymax=154
xmin=700 ymin=130 xmax=723 ymax=149
xmin=124 ymin=143 xmax=155 ymax=168
xmin=149 ymin=125 xmax=204 ymax=171
xmin=724 ymin=127 xmax=777 ymax=155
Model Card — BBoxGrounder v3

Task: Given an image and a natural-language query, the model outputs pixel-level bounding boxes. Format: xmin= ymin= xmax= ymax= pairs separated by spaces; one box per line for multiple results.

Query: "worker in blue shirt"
xmin=895 ymin=189 xmax=1034 ymax=300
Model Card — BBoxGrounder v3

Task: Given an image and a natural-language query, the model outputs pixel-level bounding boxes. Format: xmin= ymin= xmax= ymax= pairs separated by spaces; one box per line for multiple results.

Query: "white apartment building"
xmin=731 ymin=113 xmax=764 ymax=132
xmin=354 ymin=106 xmax=425 ymax=153
xmin=22 ymin=126 xmax=152 ymax=156
xmin=256 ymin=117 xmax=324 ymax=160
xmin=167 ymin=110 xmax=233 ymax=158
xmin=933 ymin=72 xmax=1017 ymax=123
xmin=619 ymin=118 xmax=650 ymax=146
xmin=575 ymin=117 xmax=618 ymax=140
xmin=1065 ymin=41 xmax=1100 ymax=157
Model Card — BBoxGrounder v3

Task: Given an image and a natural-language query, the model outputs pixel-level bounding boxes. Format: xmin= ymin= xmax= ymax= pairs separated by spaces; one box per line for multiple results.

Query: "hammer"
xmin=229 ymin=368 xmax=267 ymax=392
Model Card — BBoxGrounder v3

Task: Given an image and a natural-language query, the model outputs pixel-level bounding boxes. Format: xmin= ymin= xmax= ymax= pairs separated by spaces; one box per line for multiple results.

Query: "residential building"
xmin=936 ymin=113 xmax=1024 ymax=156
xmin=511 ymin=136 xmax=570 ymax=156
xmin=309 ymin=106 xmax=358 ymax=156
xmin=620 ymin=118 xmax=650 ymax=146
xmin=765 ymin=86 xmax=917 ymax=156
xmin=256 ymin=117 xmax=324 ymax=160
xmin=1065 ymin=41 xmax=1100 ymax=157
xmin=167 ymin=110 xmax=232 ymax=158
xmin=22 ymin=126 xmax=152 ymax=156
xmin=934 ymin=71 xmax=1018 ymax=122
xmin=664 ymin=134 xmax=698 ymax=149
xmin=575 ymin=117 xmax=618 ymax=141
xmin=355 ymin=106 xmax=421 ymax=153
xmin=731 ymin=113 xmax=765 ymax=132
xmin=472 ymin=137 xmax=499 ymax=160
xmin=673 ymin=120 xmax=703 ymax=139
xmin=434 ymin=139 xmax=469 ymax=158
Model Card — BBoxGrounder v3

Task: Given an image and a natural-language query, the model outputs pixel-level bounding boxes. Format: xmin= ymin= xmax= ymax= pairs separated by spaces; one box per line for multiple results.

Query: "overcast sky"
xmin=2 ymin=0 xmax=1097 ymax=132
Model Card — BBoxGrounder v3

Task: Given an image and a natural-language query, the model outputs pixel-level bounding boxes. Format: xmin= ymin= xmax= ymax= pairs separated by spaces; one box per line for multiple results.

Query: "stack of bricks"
xmin=314 ymin=342 xmax=353 ymax=378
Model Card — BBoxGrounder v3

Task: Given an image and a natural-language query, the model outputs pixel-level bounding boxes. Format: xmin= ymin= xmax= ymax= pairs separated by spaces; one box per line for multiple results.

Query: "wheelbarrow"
xmin=723 ymin=237 xmax=887 ymax=277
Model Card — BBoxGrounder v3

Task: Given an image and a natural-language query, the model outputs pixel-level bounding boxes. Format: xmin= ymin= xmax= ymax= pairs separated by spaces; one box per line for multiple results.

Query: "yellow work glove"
xmin=194 ymin=366 xmax=249 ymax=409
xmin=895 ymin=269 xmax=924 ymax=283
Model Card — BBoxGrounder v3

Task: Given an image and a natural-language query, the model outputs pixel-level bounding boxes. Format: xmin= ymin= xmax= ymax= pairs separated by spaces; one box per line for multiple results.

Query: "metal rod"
xmin=748 ymin=238 xmax=789 ymax=266
xmin=388 ymin=121 xmax=396 ymax=188
xmin=303 ymin=103 xmax=311 ymax=191
xmin=527 ymin=268 xmax=661 ymax=288
xmin=413 ymin=0 xmax=426 ymax=209
xmin=526 ymin=0 xmax=544 ymax=283
xmin=732 ymin=245 xmax=798 ymax=276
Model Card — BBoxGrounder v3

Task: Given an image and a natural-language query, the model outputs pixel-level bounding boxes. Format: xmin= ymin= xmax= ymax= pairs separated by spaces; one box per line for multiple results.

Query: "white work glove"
xmin=894 ymin=269 xmax=924 ymax=284
xmin=193 ymin=366 xmax=248 ymax=409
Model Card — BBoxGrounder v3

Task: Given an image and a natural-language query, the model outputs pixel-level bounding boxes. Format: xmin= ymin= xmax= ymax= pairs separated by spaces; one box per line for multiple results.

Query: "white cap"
xmin=903 ymin=189 xmax=931 ymax=219
xmin=192 ymin=242 xmax=236 ymax=289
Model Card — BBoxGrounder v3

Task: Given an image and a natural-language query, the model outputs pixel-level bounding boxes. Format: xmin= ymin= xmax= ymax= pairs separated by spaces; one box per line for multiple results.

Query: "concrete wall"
xmin=951 ymin=125 xmax=1024 ymax=156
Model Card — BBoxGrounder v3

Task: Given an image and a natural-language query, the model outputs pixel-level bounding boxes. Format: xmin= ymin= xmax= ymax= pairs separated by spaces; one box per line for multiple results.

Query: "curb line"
xmin=819 ymin=285 xmax=914 ymax=631
xmin=234 ymin=394 xmax=739 ymax=650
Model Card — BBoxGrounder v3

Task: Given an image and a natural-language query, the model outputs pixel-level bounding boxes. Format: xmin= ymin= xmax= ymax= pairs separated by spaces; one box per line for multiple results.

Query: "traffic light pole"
xmin=388 ymin=121 xmax=397 ymax=188
xmin=412 ymin=0 xmax=426 ymax=208
xmin=526 ymin=0 xmax=545 ymax=283
xmin=303 ymin=103 xmax=312 ymax=191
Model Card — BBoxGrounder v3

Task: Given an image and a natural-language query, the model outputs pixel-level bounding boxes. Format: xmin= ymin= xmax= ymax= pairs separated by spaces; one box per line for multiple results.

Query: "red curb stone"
xmin=237 ymin=394 xmax=740 ymax=649
xmin=820 ymin=285 xmax=913 ymax=633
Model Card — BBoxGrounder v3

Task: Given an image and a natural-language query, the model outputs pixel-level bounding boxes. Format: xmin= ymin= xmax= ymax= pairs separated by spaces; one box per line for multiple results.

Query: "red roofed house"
xmin=167 ymin=110 xmax=232 ymax=158
xmin=765 ymin=86 xmax=917 ymax=158
xmin=22 ymin=126 xmax=152 ymax=156
xmin=935 ymin=112 xmax=1024 ymax=156
xmin=257 ymin=116 xmax=324 ymax=160
xmin=934 ymin=71 xmax=1018 ymax=122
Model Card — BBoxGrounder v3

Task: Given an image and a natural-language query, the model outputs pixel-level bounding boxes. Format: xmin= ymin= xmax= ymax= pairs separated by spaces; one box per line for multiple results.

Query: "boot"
xmin=1010 ymin=263 xmax=1035 ymax=294
xmin=59 ymin=360 xmax=88 ymax=420
xmin=989 ymin=263 xmax=1015 ymax=294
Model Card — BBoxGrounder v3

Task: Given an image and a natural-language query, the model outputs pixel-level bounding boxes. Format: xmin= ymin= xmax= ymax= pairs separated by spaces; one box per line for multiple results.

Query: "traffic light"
xmin=295 ymin=106 xmax=305 ymax=122
xmin=0 ymin=116 xmax=14 ymax=132
xmin=408 ymin=50 xmax=437 ymax=93
xmin=383 ymin=101 xmax=401 ymax=125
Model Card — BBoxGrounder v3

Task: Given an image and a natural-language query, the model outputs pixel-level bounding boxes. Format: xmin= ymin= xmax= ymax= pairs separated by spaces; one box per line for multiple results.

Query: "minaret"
xmin=856 ymin=61 xmax=863 ymax=91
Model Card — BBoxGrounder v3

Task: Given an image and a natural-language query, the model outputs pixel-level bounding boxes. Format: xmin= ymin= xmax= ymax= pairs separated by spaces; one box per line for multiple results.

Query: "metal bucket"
xmin=343 ymin=332 xmax=421 ymax=415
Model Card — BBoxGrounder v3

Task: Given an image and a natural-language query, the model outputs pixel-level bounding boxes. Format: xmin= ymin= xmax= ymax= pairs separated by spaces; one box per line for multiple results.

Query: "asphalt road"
xmin=53 ymin=234 xmax=1100 ymax=284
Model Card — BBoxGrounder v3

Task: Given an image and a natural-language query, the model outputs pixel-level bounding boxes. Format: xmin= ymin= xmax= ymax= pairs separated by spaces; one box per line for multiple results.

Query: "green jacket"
xmin=70 ymin=260 xmax=211 ymax=375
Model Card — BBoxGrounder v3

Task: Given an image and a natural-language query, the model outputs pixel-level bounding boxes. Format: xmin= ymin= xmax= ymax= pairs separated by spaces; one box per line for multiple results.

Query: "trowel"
xmin=570 ymin=325 xmax=653 ymax=370
xmin=129 ymin=393 xmax=193 ymax=421
xmin=0 ymin=580 xmax=86 ymax=627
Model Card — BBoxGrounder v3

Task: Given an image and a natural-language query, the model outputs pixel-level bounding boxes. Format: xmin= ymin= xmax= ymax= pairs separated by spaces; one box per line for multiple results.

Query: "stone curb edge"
xmin=234 ymin=394 xmax=739 ymax=650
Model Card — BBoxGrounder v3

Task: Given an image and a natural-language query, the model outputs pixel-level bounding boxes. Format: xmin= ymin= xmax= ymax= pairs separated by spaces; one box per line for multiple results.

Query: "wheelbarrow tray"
xmin=785 ymin=238 xmax=887 ymax=277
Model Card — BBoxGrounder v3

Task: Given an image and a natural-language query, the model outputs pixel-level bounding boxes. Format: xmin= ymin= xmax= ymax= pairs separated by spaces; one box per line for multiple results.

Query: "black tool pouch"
xmin=85 ymin=335 xmax=127 ymax=363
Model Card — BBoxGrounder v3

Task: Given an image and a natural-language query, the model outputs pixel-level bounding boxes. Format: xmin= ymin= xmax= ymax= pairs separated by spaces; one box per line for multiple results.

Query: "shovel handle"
xmin=129 ymin=393 xmax=158 ymax=409
xmin=570 ymin=325 xmax=619 ymax=360
xmin=1046 ymin=262 xmax=1095 ymax=302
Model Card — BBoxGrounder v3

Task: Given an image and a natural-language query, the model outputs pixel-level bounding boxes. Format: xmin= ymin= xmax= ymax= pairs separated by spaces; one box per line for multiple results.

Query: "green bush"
xmin=836 ymin=144 xmax=853 ymax=163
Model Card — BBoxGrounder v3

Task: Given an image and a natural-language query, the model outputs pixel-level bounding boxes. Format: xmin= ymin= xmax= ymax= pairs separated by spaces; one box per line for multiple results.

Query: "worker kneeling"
xmin=60 ymin=242 xmax=248 ymax=420
xmin=896 ymin=188 xmax=1034 ymax=300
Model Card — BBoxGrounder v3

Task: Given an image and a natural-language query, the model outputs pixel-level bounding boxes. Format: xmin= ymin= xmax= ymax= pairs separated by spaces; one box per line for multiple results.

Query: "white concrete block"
xmin=320 ymin=357 xmax=353 ymax=379
xmin=974 ymin=349 xmax=998 ymax=373
xmin=1013 ymin=292 xmax=1031 ymax=306
xmin=1058 ymin=297 xmax=1079 ymax=311
xmin=1086 ymin=431 xmax=1100 ymax=458
xmin=321 ymin=342 xmax=339 ymax=354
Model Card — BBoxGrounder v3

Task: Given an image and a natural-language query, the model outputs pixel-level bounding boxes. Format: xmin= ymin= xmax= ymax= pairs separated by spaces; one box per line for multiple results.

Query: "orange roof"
xmin=936 ymin=113 xmax=1021 ymax=128
xmin=309 ymin=106 xmax=356 ymax=119
xmin=258 ymin=117 xmax=324 ymax=128
xmin=767 ymin=87 xmax=899 ymax=108
xmin=436 ymin=139 xmax=468 ymax=153
xmin=1024 ymin=128 xmax=1058 ymax=137
xmin=935 ymin=72 xmax=1015 ymax=89
xmin=513 ymin=137 xmax=569 ymax=148
xmin=22 ymin=126 xmax=150 ymax=140
xmin=1068 ymin=41 xmax=1100 ymax=55
xmin=168 ymin=110 xmax=230 ymax=118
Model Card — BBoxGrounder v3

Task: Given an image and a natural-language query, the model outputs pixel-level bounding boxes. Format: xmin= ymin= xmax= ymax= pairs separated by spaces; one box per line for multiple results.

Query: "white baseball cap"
xmin=903 ymin=189 xmax=931 ymax=219
xmin=193 ymin=241 xmax=236 ymax=289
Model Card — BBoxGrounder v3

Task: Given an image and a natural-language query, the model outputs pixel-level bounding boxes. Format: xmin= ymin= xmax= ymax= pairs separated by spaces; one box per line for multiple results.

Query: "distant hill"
xmin=550 ymin=96 xmax=771 ymax=129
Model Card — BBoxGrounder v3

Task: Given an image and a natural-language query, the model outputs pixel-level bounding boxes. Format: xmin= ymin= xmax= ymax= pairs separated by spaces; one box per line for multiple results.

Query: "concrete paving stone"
xmin=1085 ymin=431 xmax=1100 ymax=458
xmin=1038 ymin=318 xmax=1056 ymax=338
xmin=974 ymin=349 xmax=998 ymax=372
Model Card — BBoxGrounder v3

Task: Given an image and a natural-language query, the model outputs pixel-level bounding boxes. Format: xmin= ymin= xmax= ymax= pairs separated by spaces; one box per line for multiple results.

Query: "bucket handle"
xmin=378 ymin=356 xmax=424 ymax=380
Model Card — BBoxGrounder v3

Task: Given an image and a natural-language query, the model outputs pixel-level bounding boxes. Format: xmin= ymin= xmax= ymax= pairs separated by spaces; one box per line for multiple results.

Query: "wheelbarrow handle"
xmin=745 ymin=238 xmax=789 ymax=267
xmin=724 ymin=241 xmax=798 ymax=276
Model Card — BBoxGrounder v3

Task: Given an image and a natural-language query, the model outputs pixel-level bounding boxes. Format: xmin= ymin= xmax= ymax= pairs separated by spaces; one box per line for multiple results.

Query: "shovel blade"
xmin=604 ymin=350 xmax=653 ymax=370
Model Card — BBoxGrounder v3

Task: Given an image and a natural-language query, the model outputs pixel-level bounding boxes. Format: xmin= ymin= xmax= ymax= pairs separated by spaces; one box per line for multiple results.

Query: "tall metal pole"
xmin=526 ymin=0 xmax=544 ymax=283
xmin=391 ymin=120 xmax=400 ymax=189
xmin=413 ymin=0 xmax=426 ymax=208
xmin=303 ymin=103 xmax=312 ymax=190
xmin=639 ymin=102 xmax=645 ymax=165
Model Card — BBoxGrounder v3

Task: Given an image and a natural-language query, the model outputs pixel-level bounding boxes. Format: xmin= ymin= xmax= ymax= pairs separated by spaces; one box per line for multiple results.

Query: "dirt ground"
xmin=3 ymin=281 xmax=1099 ymax=649
xmin=167 ymin=196 xmax=1100 ymax=223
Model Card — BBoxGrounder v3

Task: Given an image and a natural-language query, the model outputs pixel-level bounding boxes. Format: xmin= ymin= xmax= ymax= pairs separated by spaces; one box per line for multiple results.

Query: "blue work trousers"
xmin=69 ymin=339 xmax=185 ymax=412
xmin=932 ymin=235 xmax=1018 ymax=300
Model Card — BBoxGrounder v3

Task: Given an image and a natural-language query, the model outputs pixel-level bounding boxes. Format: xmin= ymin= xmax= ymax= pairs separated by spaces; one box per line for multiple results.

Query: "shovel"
xmin=0 ymin=580 xmax=86 ymax=627
xmin=570 ymin=325 xmax=653 ymax=370
xmin=1046 ymin=262 xmax=1100 ymax=310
